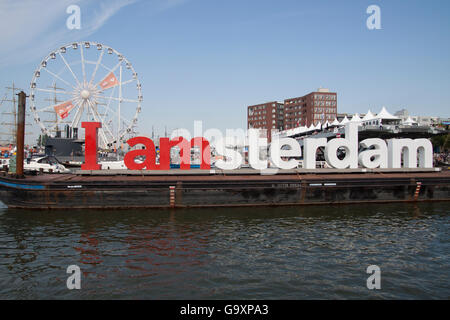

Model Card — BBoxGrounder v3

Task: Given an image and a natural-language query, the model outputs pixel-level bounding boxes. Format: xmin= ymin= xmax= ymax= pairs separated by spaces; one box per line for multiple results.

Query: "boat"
xmin=24 ymin=156 xmax=70 ymax=174
xmin=0 ymin=168 xmax=449 ymax=209
xmin=0 ymin=158 xmax=9 ymax=170
xmin=1 ymin=90 xmax=448 ymax=210
xmin=1 ymin=155 xmax=70 ymax=174
xmin=99 ymin=160 xmax=127 ymax=170
xmin=61 ymin=160 xmax=83 ymax=168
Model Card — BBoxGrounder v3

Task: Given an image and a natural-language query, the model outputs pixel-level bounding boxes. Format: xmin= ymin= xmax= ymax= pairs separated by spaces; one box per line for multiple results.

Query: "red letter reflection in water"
xmin=81 ymin=122 xmax=101 ymax=170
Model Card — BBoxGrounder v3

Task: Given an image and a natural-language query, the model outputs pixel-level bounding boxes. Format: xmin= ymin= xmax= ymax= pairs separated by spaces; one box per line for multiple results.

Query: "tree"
xmin=37 ymin=134 xmax=49 ymax=147
xmin=431 ymin=134 xmax=450 ymax=152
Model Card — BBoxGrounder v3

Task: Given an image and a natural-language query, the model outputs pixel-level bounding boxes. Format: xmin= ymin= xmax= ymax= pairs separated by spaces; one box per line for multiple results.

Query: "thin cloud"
xmin=87 ymin=0 xmax=137 ymax=33
xmin=0 ymin=0 xmax=137 ymax=67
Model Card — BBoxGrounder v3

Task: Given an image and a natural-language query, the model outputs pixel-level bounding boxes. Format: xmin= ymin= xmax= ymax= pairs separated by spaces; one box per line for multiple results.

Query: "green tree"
xmin=431 ymin=134 xmax=450 ymax=152
xmin=37 ymin=134 xmax=49 ymax=147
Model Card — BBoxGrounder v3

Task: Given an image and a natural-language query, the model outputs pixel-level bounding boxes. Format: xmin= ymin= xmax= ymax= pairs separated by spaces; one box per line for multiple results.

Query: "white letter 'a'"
xmin=67 ymin=265 xmax=81 ymax=289
xmin=66 ymin=5 xmax=81 ymax=30
xmin=366 ymin=265 xmax=381 ymax=289
xmin=366 ymin=5 xmax=381 ymax=30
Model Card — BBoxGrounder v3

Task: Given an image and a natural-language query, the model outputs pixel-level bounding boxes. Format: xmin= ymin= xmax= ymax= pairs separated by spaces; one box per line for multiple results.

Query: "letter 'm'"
xmin=388 ymin=138 xmax=433 ymax=168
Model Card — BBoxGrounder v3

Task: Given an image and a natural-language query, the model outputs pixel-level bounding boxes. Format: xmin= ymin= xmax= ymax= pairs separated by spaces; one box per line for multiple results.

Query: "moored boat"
xmin=0 ymin=169 xmax=449 ymax=209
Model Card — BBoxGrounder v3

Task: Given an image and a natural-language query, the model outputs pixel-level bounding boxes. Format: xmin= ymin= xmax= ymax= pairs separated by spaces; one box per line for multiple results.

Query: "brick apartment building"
xmin=247 ymin=101 xmax=284 ymax=142
xmin=284 ymin=88 xmax=337 ymax=128
xmin=247 ymin=89 xmax=337 ymax=141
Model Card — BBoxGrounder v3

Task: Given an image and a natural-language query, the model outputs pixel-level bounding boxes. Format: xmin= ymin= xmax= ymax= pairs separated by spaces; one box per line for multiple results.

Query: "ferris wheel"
xmin=30 ymin=41 xmax=142 ymax=148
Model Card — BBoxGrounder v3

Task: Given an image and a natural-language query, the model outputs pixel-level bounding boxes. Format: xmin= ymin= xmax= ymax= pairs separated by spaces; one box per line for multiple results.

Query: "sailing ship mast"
xmin=0 ymin=82 xmax=21 ymax=145
xmin=0 ymin=82 xmax=32 ymax=146
xmin=43 ymin=82 xmax=65 ymax=136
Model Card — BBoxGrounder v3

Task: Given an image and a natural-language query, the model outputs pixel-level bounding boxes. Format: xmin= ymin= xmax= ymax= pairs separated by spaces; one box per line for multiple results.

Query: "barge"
xmin=0 ymin=169 xmax=449 ymax=209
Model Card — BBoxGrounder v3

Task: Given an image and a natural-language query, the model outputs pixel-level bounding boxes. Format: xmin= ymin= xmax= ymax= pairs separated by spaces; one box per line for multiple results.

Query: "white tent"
xmin=362 ymin=110 xmax=375 ymax=121
xmin=374 ymin=107 xmax=399 ymax=120
xmin=291 ymin=126 xmax=307 ymax=135
xmin=403 ymin=116 xmax=418 ymax=126
xmin=350 ymin=113 xmax=362 ymax=122
xmin=299 ymin=126 xmax=308 ymax=133
xmin=340 ymin=116 xmax=350 ymax=125
xmin=330 ymin=118 xmax=340 ymax=126
xmin=315 ymin=122 xmax=322 ymax=130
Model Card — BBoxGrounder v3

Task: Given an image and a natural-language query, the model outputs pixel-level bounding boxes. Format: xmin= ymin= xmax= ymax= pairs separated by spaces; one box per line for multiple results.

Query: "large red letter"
xmin=152 ymin=138 xmax=170 ymax=170
xmin=81 ymin=122 xmax=101 ymax=170
xmin=191 ymin=137 xmax=211 ymax=169
xmin=170 ymin=137 xmax=190 ymax=170
xmin=124 ymin=137 xmax=157 ymax=170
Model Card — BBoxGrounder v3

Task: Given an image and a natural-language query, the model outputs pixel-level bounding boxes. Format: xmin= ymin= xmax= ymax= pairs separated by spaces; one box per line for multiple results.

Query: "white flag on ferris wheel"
xmin=99 ymin=72 xmax=119 ymax=90
xmin=54 ymin=100 xmax=75 ymax=119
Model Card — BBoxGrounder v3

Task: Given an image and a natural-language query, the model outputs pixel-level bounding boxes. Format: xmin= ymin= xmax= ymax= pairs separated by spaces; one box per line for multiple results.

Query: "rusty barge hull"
xmin=0 ymin=170 xmax=449 ymax=209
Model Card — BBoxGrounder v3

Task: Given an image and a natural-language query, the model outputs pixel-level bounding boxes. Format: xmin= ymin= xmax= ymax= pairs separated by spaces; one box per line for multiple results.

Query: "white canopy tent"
xmin=339 ymin=116 xmax=350 ymax=125
xmin=362 ymin=110 xmax=375 ymax=121
xmin=373 ymin=107 xmax=400 ymax=126
xmin=375 ymin=107 xmax=399 ymax=120
xmin=403 ymin=116 xmax=418 ymax=126
xmin=360 ymin=107 xmax=400 ymax=126
xmin=291 ymin=126 xmax=307 ymax=135
xmin=330 ymin=118 xmax=340 ymax=127
xmin=350 ymin=113 xmax=362 ymax=123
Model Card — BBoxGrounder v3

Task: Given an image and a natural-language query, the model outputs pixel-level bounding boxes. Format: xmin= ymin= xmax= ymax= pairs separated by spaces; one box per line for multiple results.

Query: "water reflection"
xmin=0 ymin=202 xmax=448 ymax=299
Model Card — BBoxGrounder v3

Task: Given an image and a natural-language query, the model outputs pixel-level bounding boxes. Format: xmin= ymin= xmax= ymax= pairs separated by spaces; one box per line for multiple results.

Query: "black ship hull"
xmin=0 ymin=170 xmax=449 ymax=209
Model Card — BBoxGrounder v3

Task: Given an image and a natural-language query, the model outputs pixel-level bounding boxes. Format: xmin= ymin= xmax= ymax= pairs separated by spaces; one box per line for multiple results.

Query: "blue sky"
xmin=1 ymin=0 xmax=449 ymax=140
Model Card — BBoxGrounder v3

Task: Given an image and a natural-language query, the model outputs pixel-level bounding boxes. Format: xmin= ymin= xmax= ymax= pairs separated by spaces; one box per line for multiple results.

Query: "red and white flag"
xmin=54 ymin=100 xmax=75 ymax=119
xmin=99 ymin=72 xmax=119 ymax=90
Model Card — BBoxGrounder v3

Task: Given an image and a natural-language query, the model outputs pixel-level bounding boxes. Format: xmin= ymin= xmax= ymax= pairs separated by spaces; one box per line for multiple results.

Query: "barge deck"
xmin=0 ymin=169 xmax=449 ymax=209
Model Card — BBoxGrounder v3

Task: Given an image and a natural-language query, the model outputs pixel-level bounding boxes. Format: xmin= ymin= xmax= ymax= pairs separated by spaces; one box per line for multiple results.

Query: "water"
xmin=0 ymin=202 xmax=448 ymax=299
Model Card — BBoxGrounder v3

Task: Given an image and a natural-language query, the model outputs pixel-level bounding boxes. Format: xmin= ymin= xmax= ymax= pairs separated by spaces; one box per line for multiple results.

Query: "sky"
xmin=0 ymin=0 xmax=449 ymax=142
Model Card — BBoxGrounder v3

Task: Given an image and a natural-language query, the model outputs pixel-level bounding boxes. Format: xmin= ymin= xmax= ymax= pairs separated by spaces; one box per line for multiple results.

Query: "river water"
xmin=0 ymin=202 xmax=448 ymax=299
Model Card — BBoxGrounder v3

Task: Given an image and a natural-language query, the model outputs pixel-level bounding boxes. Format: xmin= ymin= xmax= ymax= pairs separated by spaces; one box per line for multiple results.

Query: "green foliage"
xmin=431 ymin=134 xmax=450 ymax=151
xmin=36 ymin=134 xmax=49 ymax=147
